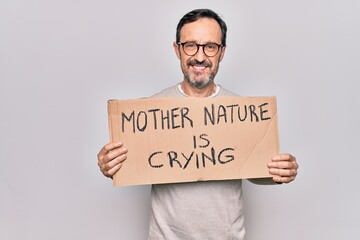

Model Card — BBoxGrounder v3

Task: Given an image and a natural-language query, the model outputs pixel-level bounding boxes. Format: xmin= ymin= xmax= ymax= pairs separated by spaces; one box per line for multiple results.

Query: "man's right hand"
xmin=97 ymin=142 xmax=128 ymax=178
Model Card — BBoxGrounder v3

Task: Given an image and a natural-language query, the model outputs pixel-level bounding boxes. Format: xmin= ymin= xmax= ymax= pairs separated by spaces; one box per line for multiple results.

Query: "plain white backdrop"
xmin=1 ymin=0 xmax=359 ymax=239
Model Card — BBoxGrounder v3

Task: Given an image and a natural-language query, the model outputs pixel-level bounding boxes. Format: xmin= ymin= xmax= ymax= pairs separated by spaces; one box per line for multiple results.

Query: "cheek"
xmin=181 ymin=57 xmax=190 ymax=67
xmin=208 ymin=60 xmax=216 ymax=70
xmin=211 ymin=57 xmax=221 ymax=69
xmin=181 ymin=59 xmax=187 ymax=69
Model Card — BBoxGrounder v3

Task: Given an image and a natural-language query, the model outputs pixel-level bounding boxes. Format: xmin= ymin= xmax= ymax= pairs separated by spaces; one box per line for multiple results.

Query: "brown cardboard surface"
xmin=108 ymin=96 xmax=279 ymax=186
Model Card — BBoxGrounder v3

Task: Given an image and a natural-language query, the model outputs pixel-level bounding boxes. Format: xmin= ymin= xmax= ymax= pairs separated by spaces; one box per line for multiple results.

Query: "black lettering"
xmin=249 ymin=105 xmax=259 ymax=122
xmin=217 ymin=105 xmax=227 ymax=124
xmin=237 ymin=105 xmax=247 ymax=121
xmin=218 ymin=148 xmax=235 ymax=164
xmin=171 ymin=107 xmax=180 ymax=129
xmin=168 ymin=151 xmax=182 ymax=168
xmin=182 ymin=152 xmax=194 ymax=169
xmin=148 ymin=151 xmax=163 ymax=168
xmin=199 ymin=134 xmax=210 ymax=148
xmin=121 ymin=111 xmax=135 ymax=133
xmin=201 ymin=147 xmax=216 ymax=167
xmin=226 ymin=104 xmax=238 ymax=123
xmin=136 ymin=111 xmax=147 ymax=132
xmin=148 ymin=108 xmax=160 ymax=130
xmin=196 ymin=153 xmax=200 ymax=169
xmin=259 ymin=103 xmax=271 ymax=121
xmin=161 ymin=110 xmax=170 ymax=129
xmin=204 ymin=104 xmax=215 ymax=125
xmin=181 ymin=107 xmax=193 ymax=128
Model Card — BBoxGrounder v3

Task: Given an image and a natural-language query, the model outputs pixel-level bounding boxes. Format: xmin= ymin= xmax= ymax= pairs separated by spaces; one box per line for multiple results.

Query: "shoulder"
xmin=217 ymin=85 xmax=239 ymax=97
xmin=151 ymin=84 xmax=183 ymax=98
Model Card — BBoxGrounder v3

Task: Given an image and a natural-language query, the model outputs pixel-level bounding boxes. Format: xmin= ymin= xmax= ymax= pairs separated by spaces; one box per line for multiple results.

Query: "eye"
xmin=206 ymin=43 xmax=218 ymax=51
xmin=184 ymin=42 xmax=197 ymax=49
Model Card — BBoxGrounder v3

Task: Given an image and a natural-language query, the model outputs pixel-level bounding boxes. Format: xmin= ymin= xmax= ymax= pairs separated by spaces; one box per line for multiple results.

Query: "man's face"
xmin=174 ymin=18 xmax=226 ymax=89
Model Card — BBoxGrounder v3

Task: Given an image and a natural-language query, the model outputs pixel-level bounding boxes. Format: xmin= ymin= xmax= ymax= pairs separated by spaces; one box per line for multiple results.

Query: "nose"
xmin=194 ymin=46 xmax=206 ymax=62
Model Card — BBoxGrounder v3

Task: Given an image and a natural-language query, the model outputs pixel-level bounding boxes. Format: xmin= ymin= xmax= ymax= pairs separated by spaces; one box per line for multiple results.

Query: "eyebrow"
xmin=181 ymin=40 xmax=221 ymax=45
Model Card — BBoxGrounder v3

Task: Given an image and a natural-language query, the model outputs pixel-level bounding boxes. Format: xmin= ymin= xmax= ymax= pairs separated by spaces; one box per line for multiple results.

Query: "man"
xmin=97 ymin=9 xmax=298 ymax=240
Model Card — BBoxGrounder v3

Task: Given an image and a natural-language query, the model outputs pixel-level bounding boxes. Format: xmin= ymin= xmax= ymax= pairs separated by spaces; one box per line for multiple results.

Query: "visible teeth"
xmin=194 ymin=66 xmax=205 ymax=69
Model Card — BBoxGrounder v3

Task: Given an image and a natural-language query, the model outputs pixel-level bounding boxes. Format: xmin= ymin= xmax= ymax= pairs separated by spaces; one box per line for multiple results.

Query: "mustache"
xmin=187 ymin=60 xmax=212 ymax=68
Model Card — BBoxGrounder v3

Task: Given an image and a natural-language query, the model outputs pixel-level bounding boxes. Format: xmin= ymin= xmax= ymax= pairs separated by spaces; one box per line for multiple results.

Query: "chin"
xmin=189 ymin=78 xmax=212 ymax=89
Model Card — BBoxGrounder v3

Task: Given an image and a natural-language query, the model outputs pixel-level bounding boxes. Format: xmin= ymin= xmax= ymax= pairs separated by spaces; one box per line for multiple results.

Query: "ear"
xmin=219 ymin=46 xmax=226 ymax=62
xmin=173 ymin=42 xmax=181 ymax=59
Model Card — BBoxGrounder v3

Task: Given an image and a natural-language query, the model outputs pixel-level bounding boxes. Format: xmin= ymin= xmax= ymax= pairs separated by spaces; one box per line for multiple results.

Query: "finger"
xmin=268 ymin=160 xmax=298 ymax=170
xmin=105 ymin=163 xmax=123 ymax=177
xmin=97 ymin=142 xmax=123 ymax=159
xmin=269 ymin=168 xmax=298 ymax=177
xmin=272 ymin=175 xmax=296 ymax=184
xmin=271 ymin=153 xmax=296 ymax=162
xmin=104 ymin=153 xmax=128 ymax=170
xmin=99 ymin=147 xmax=128 ymax=177
xmin=102 ymin=146 xmax=128 ymax=164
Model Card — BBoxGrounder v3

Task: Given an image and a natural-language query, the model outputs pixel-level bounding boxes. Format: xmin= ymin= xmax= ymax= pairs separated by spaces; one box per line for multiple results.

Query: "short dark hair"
xmin=176 ymin=9 xmax=227 ymax=46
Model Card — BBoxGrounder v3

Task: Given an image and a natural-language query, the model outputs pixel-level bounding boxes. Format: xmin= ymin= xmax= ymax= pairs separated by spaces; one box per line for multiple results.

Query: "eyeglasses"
xmin=177 ymin=42 xmax=223 ymax=57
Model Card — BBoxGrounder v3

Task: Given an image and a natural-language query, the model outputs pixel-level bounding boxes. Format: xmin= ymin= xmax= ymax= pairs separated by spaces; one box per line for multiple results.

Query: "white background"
xmin=1 ymin=0 xmax=359 ymax=239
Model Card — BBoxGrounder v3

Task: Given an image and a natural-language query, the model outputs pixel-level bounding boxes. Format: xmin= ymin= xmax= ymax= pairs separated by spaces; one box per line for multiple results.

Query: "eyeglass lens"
xmin=182 ymin=43 xmax=220 ymax=57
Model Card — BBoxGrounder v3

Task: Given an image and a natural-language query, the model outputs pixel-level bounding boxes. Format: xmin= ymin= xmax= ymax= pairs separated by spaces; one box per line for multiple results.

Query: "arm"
xmin=249 ymin=153 xmax=299 ymax=185
xmin=97 ymin=141 xmax=128 ymax=178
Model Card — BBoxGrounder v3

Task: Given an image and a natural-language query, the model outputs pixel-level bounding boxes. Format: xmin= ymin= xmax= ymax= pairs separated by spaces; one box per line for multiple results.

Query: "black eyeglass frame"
xmin=177 ymin=42 xmax=224 ymax=57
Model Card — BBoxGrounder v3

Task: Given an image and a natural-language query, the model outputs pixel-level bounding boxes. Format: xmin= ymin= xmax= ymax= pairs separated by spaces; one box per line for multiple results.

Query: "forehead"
xmin=180 ymin=17 xmax=222 ymax=43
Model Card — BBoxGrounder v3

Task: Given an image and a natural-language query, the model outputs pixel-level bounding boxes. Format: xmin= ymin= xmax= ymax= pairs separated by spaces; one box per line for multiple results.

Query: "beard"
xmin=182 ymin=59 xmax=219 ymax=89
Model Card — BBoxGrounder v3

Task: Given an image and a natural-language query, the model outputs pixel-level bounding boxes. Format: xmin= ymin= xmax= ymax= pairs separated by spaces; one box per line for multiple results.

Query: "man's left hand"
xmin=268 ymin=153 xmax=298 ymax=183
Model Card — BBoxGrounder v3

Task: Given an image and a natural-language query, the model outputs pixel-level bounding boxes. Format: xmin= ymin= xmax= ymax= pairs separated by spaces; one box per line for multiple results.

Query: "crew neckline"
xmin=177 ymin=83 xmax=221 ymax=98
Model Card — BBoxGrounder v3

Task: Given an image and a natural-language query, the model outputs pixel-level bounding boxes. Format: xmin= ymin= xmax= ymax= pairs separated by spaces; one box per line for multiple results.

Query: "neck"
xmin=180 ymin=81 xmax=216 ymax=98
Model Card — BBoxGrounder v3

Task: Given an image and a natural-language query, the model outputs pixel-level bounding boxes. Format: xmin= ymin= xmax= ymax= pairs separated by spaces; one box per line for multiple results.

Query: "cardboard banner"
xmin=108 ymin=96 xmax=279 ymax=186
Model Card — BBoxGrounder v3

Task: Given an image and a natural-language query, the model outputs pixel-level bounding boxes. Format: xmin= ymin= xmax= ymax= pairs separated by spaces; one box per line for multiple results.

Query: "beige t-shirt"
xmin=148 ymin=84 xmax=245 ymax=240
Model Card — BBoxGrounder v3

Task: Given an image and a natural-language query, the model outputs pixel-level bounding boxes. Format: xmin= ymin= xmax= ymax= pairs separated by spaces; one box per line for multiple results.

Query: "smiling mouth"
xmin=188 ymin=60 xmax=212 ymax=72
xmin=192 ymin=65 xmax=207 ymax=71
